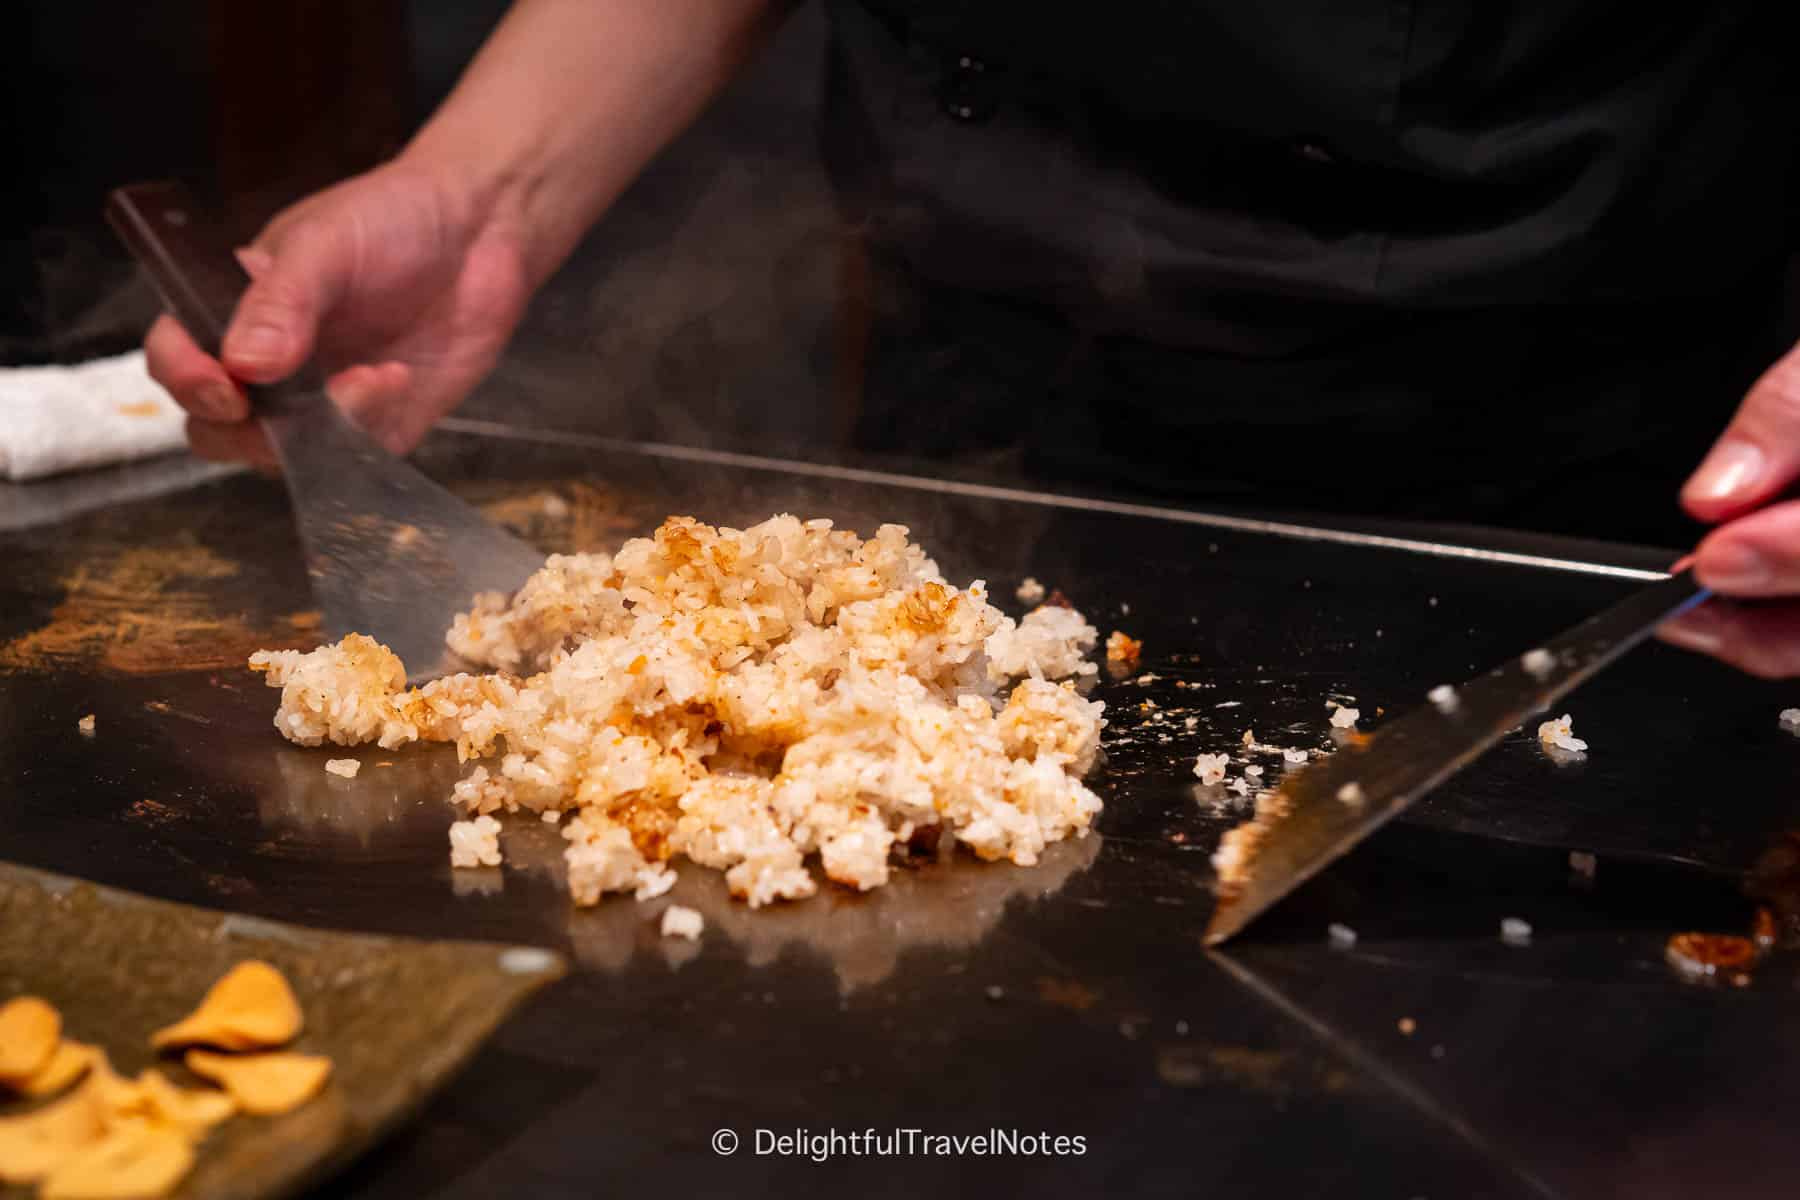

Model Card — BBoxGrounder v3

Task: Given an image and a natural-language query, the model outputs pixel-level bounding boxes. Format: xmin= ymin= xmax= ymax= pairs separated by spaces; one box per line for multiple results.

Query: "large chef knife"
xmin=106 ymin=181 xmax=544 ymax=682
xmin=1203 ymin=570 xmax=1710 ymax=944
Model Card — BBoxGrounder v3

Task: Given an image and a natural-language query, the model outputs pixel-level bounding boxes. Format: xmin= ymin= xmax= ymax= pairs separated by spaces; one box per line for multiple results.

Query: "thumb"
xmin=220 ymin=220 xmax=351 ymax=383
xmin=1682 ymin=343 xmax=1800 ymax=523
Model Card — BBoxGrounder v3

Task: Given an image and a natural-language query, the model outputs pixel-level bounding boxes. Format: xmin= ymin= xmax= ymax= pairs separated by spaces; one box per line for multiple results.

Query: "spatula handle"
xmin=107 ymin=181 xmax=327 ymax=410
xmin=105 ymin=181 xmax=249 ymax=360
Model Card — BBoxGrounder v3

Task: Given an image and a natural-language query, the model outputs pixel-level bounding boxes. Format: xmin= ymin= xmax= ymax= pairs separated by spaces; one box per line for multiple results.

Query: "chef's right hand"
xmin=144 ymin=159 xmax=533 ymax=464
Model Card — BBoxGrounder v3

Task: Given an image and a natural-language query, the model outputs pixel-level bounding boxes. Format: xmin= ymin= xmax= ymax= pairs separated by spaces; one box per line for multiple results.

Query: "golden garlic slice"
xmin=134 ymin=1069 xmax=236 ymax=1135
xmin=0 ymin=995 xmax=62 ymax=1083
xmin=0 ymin=1073 xmax=110 ymax=1184
xmin=149 ymin=961 xmax=303 ymax=1051
xmin=16 ymin=1040 xmax=97 ymax=1099
xmin=39 ymin=1119 xmax=196 ymax=1200
xmin=184 ymin=1049 xmax=332 ymax=1116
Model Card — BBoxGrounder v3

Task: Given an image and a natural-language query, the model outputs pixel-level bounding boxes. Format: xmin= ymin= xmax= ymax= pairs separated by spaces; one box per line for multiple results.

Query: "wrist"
xmin=394 ymin=118 xmax=585 ymax=290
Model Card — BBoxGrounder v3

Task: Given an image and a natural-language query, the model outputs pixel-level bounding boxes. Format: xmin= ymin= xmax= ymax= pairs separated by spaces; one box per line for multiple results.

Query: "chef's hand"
xmin=144 ymin=0 xmax=784 ymax=467
xmin=144 ymin=161 xmax=531 ymax=464
xmin=1660 ymin=342 xmax=1800 ymax=676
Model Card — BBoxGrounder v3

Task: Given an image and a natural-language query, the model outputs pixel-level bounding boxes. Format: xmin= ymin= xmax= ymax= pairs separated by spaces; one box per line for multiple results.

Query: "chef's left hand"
xmin=1660 ymin=342 xmax=1800 ymax=676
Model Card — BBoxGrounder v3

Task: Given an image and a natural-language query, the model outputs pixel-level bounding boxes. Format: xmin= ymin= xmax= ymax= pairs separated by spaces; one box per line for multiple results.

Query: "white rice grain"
xmin=660 ymin=904 xmax=705 ymax=940
xmin=1500 ymin=917 xmax=1533 ymax=946
xmin=1537 ymin=714 xmax=1588 ymax=753
xmin=449 ymin=815 xmax=503 ymax=869
xmin=1521 ymin=648 xmax=1556 ymax=679
xmin=1192 ymin=753 xmax=1230 ymax=785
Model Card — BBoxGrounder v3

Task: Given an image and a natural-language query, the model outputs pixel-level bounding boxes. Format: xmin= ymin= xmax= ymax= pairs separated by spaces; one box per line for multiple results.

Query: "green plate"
xmin=0 ymin=863 xmax=564 ymax=1199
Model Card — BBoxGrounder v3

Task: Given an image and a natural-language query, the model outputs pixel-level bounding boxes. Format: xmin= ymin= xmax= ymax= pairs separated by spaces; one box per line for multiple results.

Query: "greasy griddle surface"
xmin=3 ymin=428 xmax=1799 ymax=1199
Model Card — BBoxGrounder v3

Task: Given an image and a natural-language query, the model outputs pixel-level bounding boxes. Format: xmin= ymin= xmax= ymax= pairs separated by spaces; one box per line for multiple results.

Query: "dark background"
xmin=7 ymin=1 xmax=1800 ymax=547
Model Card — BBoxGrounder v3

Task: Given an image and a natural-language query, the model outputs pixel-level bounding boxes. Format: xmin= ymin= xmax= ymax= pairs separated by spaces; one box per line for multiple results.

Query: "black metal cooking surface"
xmin=3 ymin=426 xmax=1798 ymax=1199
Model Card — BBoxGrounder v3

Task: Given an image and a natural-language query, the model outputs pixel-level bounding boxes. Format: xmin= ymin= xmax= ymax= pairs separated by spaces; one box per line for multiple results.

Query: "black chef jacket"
xmin=821 ymin=1 xmax=1800 ymax=543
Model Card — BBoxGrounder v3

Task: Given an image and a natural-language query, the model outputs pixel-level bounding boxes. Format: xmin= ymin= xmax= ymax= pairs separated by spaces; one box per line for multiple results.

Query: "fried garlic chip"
xmin=0 ymin=995 xmax=62 ymax=1084
xmin=39 ymin=1119 xmax=196 ymax=1200
xmin=16 ymin=1040 xmax=97 ymax=1099
xmin=184 ymin=1049 xmax=332 ymax=1116
xmin=0 ymin=1073 xmax=109 ymax=1184
xmin=132 ymin=1070 xmax=236 ymax=1136
xmin=149 ymin=961 xmax=302 ymax=1052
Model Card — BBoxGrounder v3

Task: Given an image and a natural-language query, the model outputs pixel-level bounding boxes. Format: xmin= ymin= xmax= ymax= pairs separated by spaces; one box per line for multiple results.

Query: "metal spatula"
xmin=1203 ymin=570 xmax=1711 ymax=944
xmin=107 ymin=180 xmax=544 ymax=681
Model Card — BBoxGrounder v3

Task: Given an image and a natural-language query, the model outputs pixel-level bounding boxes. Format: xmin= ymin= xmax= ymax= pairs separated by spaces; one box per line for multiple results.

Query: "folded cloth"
xmin=0 ymin=350 xmax=187 ymax=481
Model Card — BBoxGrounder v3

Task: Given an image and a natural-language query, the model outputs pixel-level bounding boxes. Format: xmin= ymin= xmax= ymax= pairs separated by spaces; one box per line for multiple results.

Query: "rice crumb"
xmin=1568 ymin=850 xmax=1597 ymax=879
xmin=449 ymin=815 xmax=503 ymax=869
xmin=77 ymin=713 xmax=96 ymax=734
xmin=1329 ymin=706 xmax=1360 ymax=729
xmin=1427 ymin=684 xmax=1458 ymax=712
xmin=659 ymin=904 xmax=704 ymax=940
xmin=324 ymin=758 xmax=360 ymax=778
xmin=1537 ymin=714 xmax=1588 ymax=753
xmin=1337 ymin=782 xmax=1366 ymax=808
xmin=1398 ymin=1017 xmax=1416 ymax=1036
xmin=1192 ymin=753 xmax=1229 ymax=785
xmin=1015 ymin=577 xmax=1046 ymax=605
xmin=1500 ymin=917 xmax=1533 ymax=946
xmin=1106 ymin=630 xmax=1143 ymax=667
xmin=1328 ymin=923 xmax=1357 ymax=949
xmin=1521 ymin=648 xmax=1556 ymax=679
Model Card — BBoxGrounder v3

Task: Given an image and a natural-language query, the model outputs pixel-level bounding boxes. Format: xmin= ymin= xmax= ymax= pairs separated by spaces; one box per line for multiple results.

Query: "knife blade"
xmin=1202 ymin=569 xmax=1710 ymax=945
xmin=106 ymin=180 xmax=545 ymax=682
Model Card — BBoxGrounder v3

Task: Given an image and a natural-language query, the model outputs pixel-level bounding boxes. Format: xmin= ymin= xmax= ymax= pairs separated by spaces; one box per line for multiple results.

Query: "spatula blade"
xmin=107 ymin=181 xmax=543 ymax=681
xmin=1202 ymin=570 xmax=1709 ymax=945
xmin=265 ymin=405 xmax=547 ymax=679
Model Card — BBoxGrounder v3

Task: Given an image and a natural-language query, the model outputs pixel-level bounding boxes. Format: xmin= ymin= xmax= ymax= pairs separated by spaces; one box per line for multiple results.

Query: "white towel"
xmin=0 ymin=350 xmax=188 ymax=481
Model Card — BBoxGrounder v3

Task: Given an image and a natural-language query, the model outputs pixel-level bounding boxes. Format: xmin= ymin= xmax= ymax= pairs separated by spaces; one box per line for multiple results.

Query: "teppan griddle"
xmin=3 ymin=421 xmax=1798 ymax=1199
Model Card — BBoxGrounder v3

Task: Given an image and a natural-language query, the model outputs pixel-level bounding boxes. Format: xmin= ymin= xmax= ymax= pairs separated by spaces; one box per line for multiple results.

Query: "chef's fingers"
xmin=219 ymin=218 xmax=350 ymax=385
xmin=185 ymin=413 xmax=278 ymax=471
xmin=1689 ymin=499 xmax=1800 ymax=599
xmin=144 ymin=315 xmax=248 ymax=422
xmin=328 ymin=362 xmax=421 ymax=455
xmin=1658 ymin=599 xmax=1800 ymax=679
xmin=1682 ymin=341 xmax=1800 ymax=523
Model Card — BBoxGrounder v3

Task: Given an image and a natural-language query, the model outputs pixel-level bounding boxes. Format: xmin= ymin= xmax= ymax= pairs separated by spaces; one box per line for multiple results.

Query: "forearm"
xmin=400 ymin=0 xmax=787 ymax=286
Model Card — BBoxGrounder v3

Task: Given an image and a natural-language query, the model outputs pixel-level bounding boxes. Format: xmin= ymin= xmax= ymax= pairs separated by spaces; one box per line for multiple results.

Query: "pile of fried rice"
xmin=249 ymin=515 xmax=1105 ymax=907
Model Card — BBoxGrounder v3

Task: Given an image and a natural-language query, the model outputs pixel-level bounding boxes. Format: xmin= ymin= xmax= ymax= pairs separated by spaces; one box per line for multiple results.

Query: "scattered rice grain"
xmin=659 ymin=905 xmax=704 ymax=940
xmin=1521 ymin=648 xmax=1555 ymax=679
xmin=1537 ymin=714 xmax=1588 ymax=753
